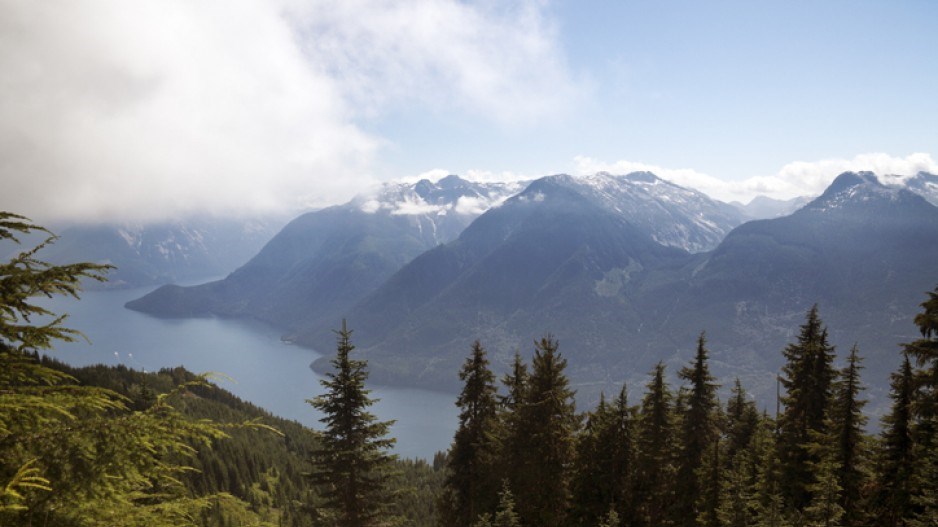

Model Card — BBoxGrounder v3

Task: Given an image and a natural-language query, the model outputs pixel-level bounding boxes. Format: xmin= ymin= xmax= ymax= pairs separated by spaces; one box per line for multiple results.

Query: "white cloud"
xmin=288 ymin=0 xmax=581 ymax=125
xmin=453 ymin=196 xmax=489 ymax=215
xmin=359 ymin=199 xmax=383 ymax=214
xmin=398 ymin=169 xmax=453 ymax=185
xmin=0 ymin=0 xmax=579 ymax=223
xmin=574 ymin=153 xmax=938 ymax=203
xmin=390 ymin=196 xmax=448 ymax=216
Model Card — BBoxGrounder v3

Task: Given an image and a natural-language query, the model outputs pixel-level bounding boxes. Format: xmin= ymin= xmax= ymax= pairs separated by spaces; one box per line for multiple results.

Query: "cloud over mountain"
xmin=575 ymin=152 xmax=938 ymax=203
xmin=0 ymin=0 xmax=578 ymax=223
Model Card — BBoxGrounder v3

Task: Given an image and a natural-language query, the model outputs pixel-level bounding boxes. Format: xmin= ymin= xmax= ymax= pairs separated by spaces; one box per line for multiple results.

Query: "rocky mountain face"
xmin=126 ymin=175 xmax=525 ymax=331
xmin=292 ymin=172 xmax=743 ymax=386
xmin=27 ymin=217 xmax=286 ymax=289
xmin=550 ymin=172 xmax=747 ymax=252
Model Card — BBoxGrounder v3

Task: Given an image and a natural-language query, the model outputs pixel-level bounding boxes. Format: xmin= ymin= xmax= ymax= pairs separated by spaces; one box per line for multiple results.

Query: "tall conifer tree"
xmin=905 ymin=286 xmax=938 ymax=526
xmin=308 ymin=321 xmax=397 ymax=527
xmin=497 ymin=351 xmax=528 ymax=503
xmin=869 ymin=354 xmax=915 ymax=526
xmin=829 ymin=344 xmax=867 ymax=527
xmin=778 ymin=305 xmax=836 ymax=511
xmin=513 ymin=336 xmax=578 ymax=527
xmin=441 ymin=341 xmax=500 ymax=527
xmin=725 ymin=378 xmax=760 ymax=466
xmin=675 ymin=333 xmax=720 ymax=527
xmin=570 ymin=386 xmax=634 ymax=527
xmin=634 ymin=362 xmax=676 ymax=527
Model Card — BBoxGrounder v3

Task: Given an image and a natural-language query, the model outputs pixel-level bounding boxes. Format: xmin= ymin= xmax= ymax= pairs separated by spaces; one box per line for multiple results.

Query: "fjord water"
xmin=40 ymin=285 xmax=458 ymax=460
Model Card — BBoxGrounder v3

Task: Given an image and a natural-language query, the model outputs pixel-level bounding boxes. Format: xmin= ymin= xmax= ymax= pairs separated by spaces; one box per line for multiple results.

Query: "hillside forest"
xmin=2 ymin=210 xmax=938 ymax=527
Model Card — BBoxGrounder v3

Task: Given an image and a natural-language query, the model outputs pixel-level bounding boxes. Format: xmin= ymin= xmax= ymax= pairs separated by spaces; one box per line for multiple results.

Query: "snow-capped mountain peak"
xmin=524 ymin=171 xmax=745 ymax=253
xmin=354 ymin=175 xmax=526 ymax=219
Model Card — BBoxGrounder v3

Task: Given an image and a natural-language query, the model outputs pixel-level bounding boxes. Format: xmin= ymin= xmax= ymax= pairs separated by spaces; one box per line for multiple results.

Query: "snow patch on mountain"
xmin=544 ymin=172 xmax=746 ymax=253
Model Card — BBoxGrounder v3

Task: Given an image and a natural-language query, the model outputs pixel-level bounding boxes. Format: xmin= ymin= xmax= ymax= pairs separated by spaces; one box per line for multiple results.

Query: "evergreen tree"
xmin=606 ymin=385 xmax=636 ymax=523
xmin=512 ymin=336 xmax=578 ymax=527
xmin=496 ymin=351 xmax=528 ymax=505
xmin=634 ymin=362 xmax=677 ymax=527
xmin=696 ymin=437 xmax=723 ymax=527
xmin=750 ymin=416 xmax=792 ymax=527
xmin=828 ymin=344 xmax=867 ymax=527
xmin=676 ymin=333 xmax=720 ymax=527
xmin=869 ymin=354 xmax=915 ymax=527
xmin=803 ymin=453 xmax=844 ymax=527
xmin=726 ymin=378 xmax=760 ymax=466
xmin=441 ymin=341 xmax=501 ymax=527
xmin=905 ymin=286 xmax=938 ymax=527
xmin=472 ymin=483 xmax=520 ymax=527
xmin=308 ymin=321 xmax=397 ymax=527
xmin=718 ymin=440 xmax=757 ymax=527
xmin=598 ymin=506 xmax=621 ymax=527
xmin=571 ymin=395 xmax=609 ymax=527
xmin=570 ymin=385 xmax=636 ymax=526
xmin=777 ymin=305 xmax=837 ymax=511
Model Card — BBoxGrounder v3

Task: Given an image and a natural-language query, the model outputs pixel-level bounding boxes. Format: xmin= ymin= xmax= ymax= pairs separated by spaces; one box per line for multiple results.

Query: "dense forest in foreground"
xmin=3 ymin=211 xmax=938 ymax=527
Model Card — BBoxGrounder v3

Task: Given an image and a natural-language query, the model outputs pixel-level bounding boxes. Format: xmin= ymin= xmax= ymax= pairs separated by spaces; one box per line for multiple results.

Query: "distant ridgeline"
xmin=127 ymin=171 xmax=938 ymax=414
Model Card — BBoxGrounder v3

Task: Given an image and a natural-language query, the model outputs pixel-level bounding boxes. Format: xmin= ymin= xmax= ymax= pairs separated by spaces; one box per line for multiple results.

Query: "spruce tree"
xmin=570 ymin=385 xmax=636 ymax=526
xmin=905 ymin=286 xmax=938 ymax=527
xmin=441 ymin=341 xmax=501 ymax=527
xmin=726 ymin=378 xmax=760 ymax=466
xmin=870 ymin=354 xmax=915 ymax=526
xmin=828 ymin=344 xmax=867 ymax=527
xmin=472 ymin=483 xmax=520 ymax=527
xmin=675 ymin=333 xmax=720 ymax=527
xmin=803 ymin=452 xmax=844 ymax=527
xmin=571 ymin=395 xmax=608 ymax=527
xmin=308 ymin=321 xmax=397 ymax=527
xmin=496 ymin=351 xmax=528 ymax=504
xmin=634 ymin=362 xmax=677 ymax=527
xmin=512 ymin=336 xmax=578 ymax=527
xmin=777 ymin=305 xmax=837 ymax=511
xmin=718 ymin=439 xmax=757 ymax=527
xmin=750 ymin=417 xmax=792 ymax=527
xmin=606 ymin=385 xmax=636 ymax=522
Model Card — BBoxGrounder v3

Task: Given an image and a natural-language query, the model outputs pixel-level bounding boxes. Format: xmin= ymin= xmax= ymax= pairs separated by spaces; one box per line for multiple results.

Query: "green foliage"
xmin=634 ymin=362 xmax=677 ymax=527
xmin=441 ymin=340 xmax=501 ymax=527
xmin=828 ymin=345 xmax=868 ymax=527
xmin=778 ymin=305 xmax=837 ymax=512
xmin=676 ymin=333 xmax=720 ymax=527
xmin=1 ymin=213 xmax=245 ymax=526
xmin=570 ymin=386 xmax=635 ymax=527
xmin=511 ymin=336 xmax=578 ymax=527
xmin=308 ymin=321 xmax=398 ymax=527
xmin=803 ymin=453 xmax=845 ymax=527
xmin=869 ymin=354 xmax=915 ymax=526
xmin=468 ymin=483 xmax=520 ymax=527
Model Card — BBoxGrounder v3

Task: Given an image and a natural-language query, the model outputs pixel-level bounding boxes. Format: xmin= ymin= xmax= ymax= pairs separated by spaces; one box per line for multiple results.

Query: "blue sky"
xmin=2 ymin=0 xmax=936 ymax=221
xmin=377 ymin=1 xmax=938 ymax=182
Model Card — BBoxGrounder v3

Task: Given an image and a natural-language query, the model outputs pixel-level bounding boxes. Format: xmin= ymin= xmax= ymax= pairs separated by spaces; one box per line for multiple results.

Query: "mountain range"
xmin=126 ymin=176 xmax=524 ymax=331
xmin=127 ymin=170 xmax=938 ymax=410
